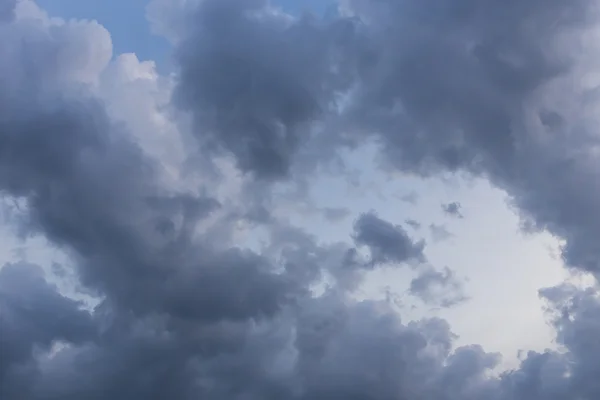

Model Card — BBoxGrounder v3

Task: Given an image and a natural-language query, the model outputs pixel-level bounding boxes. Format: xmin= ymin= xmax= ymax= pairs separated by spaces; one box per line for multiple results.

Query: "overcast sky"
xmin=1 ymin=1 xmax=600 ymax=399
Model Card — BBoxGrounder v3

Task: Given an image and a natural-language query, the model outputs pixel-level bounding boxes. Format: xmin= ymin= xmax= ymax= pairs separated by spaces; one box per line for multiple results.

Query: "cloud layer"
xmin=2 ymin=1 xmax=600 ymax=399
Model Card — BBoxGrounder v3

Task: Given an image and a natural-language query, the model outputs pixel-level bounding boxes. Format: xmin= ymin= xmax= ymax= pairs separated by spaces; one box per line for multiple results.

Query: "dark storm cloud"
xmin=289 ymin=293 xmax=513 ymax=400
xmin=0 ymin=263 xmax=96 ymax=398
xmin=0 ymin=90 xmax=289 ymax=323
xmin=172 ymin=0 xmax=355 ymax=179
xmin=166 ymin=0 xmax=600 ymax=396
xmin=0 ymin=11 xmax=413 ymax=399
xmin=169 ymin=0 xmax=600 ymax=276
xmin=352 ymin=211 xmax=425 ymax=266
xmin=339 ymin=0 xmax=600 ymax=274
xmin=171 ymin=0 xmax=600 ymax=278
xmin=442 ymin=202 xmax=463 ymax=218
xmin=341 ymin=0 xmax=588 ymax=173
xmin=0 ymin=9 xmax=295 ymax=325
xmin=4 ymin=0 xmax=600 ymax=399
xmin=0 ymin=11 xmax=305 ymax=398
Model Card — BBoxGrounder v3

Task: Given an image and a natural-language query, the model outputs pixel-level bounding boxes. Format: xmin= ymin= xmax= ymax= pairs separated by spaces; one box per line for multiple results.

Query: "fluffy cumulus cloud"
xmin=2 ymin=0 xmax=600 ymax=399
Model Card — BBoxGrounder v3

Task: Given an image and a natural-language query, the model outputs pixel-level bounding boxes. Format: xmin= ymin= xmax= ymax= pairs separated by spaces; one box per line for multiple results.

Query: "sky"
xmin=2 ymin=1 xmax=600 ymax=399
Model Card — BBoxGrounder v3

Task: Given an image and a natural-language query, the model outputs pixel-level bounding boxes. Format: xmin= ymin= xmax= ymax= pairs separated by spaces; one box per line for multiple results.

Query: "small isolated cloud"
xmin=442 ymin=202 xmax=464 ymax=218
xmin=352 ymin=211 xmax=425 ymax=267
xmin=405 ymin=219 xmax=421 ymax=230
xmin=410 ymin=266 xmax=468 ymax=308
xmin=322 ymin=207 xmax=350 ymax=222
xmin=398 ymin=191 xmax=419 ymax=205
xmin=429 ymin=223 xmax=454 ymax=242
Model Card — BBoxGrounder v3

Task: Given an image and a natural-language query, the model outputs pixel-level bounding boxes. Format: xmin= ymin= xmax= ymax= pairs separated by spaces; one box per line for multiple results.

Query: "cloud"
xmin=170 ymin=0 xmax=600 ymax=278
xmin=398 ymin=191 xmax=419 ymax=205
xmin=322 ymin=207 xmax=350 ymax=222
xmin=157 ymin=0 xmax=600 ymax=394
xmin=429 ymin=224 xmax=454 ymax=243
xmin=0 ymin=262 xmax=96 ymax=398
xmin=352 ymin=211 xmax=426 ymax=266
xmin=1 ymin=5 xmax=296 ymax=328
xmin=442 ymin=202 xmax=463 ymax=218
xmin=405 ymin=219 xmax=421 ymax=230
xmin=0 ymin=9 xmax=289 ymax=398
xmin=171 ymin=0 xmax=355 ymax=179
xmin=339 ymin=0 xmax=600 ymax=276
xmin=166 ymin=0 xmax=600 ymax=282
xmin=409 ymin=266 xmax=468 ymax=308
xmin=4 ymin=0 xmax=600 ymax=399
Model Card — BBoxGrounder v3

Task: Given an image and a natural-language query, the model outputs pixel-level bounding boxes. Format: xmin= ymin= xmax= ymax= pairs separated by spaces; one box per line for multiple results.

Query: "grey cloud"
xmin=442 ymin=202 xmax=463 ymax=218
xmin=340 ymin=0 xmax=600 ymax=275
xmin=0 ymin=19 xmax=422 ymax=392
xmin=322 ymin=207 xmax=350 ymax=222
xmin=172 ymin=0 xmax=355 ymax=179
xmin=495 ymin=284 xmax=600 ymax=400
xmin=352 ymin=211 xmax=425 ymax=266
xmin=294 ymin=295 xmax=499 ymax=400
xmin=151 ymin=0 xmax=600 ymax=398
xmin=409 ymin=266 xmax=468 ymax=308
xmin=266 ymin=221 xmax=365 ymax=291
xmin=429 ymin=223 xmax=454 ymax=242
xmin=398 ymin=191 xmax=419 ymax=205
xmin=163 ymin=0 xmax=600 ymax=396
xmin=295 ymin=284 xmax=600 ymax=400
xmin=342 ymin=0 xmax=585 ymax=171
xmin=405 ymin=219 xmax=421 ymax=230
xmin=169 ymin=0 xmax=600 ymax=278
xmin=5 ymin=0 xmax=600 ymax=399
xmin=0 ymin=262 xmax=96 ymax=398
xmin=0 ymin=11 xmax=293 ymax=327
xmin=0 ymin=13 xmax=305 ymax=398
